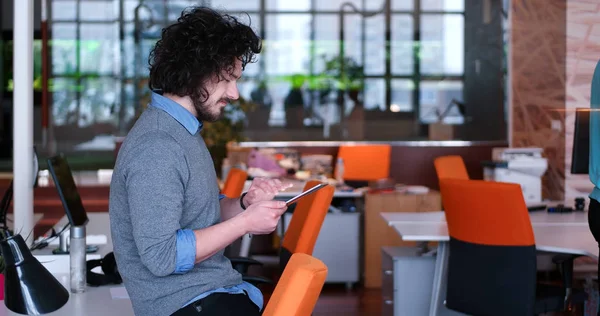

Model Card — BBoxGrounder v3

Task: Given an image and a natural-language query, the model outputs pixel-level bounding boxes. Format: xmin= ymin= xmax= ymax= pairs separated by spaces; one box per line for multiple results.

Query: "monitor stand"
xmin=51 ymin=229 xmax=99 ymax=254
xmin=52 ymin=246 xmax=99 ymax=255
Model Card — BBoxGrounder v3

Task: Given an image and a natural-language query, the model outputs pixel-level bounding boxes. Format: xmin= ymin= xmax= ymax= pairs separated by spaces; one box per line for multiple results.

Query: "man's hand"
xmin=237 ymin=200 xmax=288 ymax=235
xmin=242 ymin=178 xmax=293 ymax=207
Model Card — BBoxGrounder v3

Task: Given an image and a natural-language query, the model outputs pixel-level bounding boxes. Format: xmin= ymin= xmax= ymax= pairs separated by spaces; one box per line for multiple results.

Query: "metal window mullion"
xmin=412 ymin=0 xmax=421 ymax=120
xmin=259 ymin=0 xmax=266 ymax=78
xmin=361 ymin=0 xmax=366 ymax=113
xmin=308 ymin=0 xmax=316 ymax=116
xmin=118 ymin=0 xmax=126 ymax=133
xmin=384 ymin=0 xmax=391 ymax=111
xmin=76 ymin=0 xmax=82 ymax=124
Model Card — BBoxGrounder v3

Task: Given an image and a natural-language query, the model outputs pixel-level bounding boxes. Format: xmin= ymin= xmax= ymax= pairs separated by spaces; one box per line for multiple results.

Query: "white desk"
xmin=381 ymin=210 xmax=589 ymax=226
xmin=381 ymin=212 xmax=597 ymax=316
xmin=0 ymin=274 xmax=133 ymax=316
xmin=390 ymin=221 xmax=598 ymax=259
xmin=0 ymin=213 xmax=135 ymax=316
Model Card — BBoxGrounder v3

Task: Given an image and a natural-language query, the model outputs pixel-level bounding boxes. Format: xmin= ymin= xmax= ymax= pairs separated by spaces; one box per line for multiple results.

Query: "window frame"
xmin=47 ymin=0 xmax=466 ymax=134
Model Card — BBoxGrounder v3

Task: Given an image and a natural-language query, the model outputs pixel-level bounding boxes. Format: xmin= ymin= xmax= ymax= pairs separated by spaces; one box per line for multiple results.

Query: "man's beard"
xmin=191 ymin=94 xmax=227 ymax=122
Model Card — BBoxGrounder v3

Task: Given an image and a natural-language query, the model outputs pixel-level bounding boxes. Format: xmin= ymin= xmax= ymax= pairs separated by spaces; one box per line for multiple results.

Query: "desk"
xmin=0 ymin=213 xmax=135 ymax=316
xmin=0 ymin=274 xmax=133 ymax=316
xmin=380 ymin=212 xmax=597 ymax=316
xmin=381 ymin=210 xmax=589 ymax=226
xmin=390 ymin=222 xmax=597 ymax=258
xmin=32 ymin=213 xmax=113 ymax=258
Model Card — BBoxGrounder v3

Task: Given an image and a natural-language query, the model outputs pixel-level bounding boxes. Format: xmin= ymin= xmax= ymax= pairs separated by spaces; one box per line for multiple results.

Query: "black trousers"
xmin=588 ymin=198 xmax=600 ymax=316
xmin=171 ymin=292 xmax=260 ymax=316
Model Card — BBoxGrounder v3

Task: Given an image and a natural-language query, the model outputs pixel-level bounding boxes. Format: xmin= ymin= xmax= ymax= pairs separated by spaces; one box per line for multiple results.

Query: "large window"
xmin=47 ymin=0 xmax=466 ymax=151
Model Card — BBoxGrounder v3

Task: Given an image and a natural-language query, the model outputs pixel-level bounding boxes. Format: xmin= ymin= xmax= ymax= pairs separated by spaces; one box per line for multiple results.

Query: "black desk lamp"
xmin=1 ymin=231 xmax=69 ymax=314
xmin=0 ymin=147 xmax=69 ymax=314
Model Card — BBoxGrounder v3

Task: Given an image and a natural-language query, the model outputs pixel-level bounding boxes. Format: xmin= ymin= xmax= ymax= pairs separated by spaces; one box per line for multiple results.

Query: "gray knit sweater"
xmin=109 ymin=106 xmax=241 ymax=316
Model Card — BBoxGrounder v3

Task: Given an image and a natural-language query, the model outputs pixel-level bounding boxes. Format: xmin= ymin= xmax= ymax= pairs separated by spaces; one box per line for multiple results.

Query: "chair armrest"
xmin=229 ymin=257 xmax=263 ymax=274
xmin=242 ymin=275 xmax=274 ymax=286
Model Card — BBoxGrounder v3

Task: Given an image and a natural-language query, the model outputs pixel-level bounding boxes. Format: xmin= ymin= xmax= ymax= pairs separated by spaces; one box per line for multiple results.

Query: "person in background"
xmin=589 ymin=59 xmax=600 ymax=316
xmin=109 ymin=6 xmax=291 ymax=316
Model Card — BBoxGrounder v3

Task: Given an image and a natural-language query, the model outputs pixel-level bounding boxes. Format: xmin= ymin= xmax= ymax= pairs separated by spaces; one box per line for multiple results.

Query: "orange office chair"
xmin=433 ymin=155 xmax=469 ymax=180
xmin=232 ymin=180 xmax=334 ymax=286
xmin=262 ymin=253 xmax=328 ymax=316
xmin=439 ymin=179 xmax=586 ymax=315
xmin=278 ymin=180 xmax=335 ymax=270
xmin=221 ymin=168 xmax=247 ymax=198
xmin=335 ymin=144 xmax=391 ymax=181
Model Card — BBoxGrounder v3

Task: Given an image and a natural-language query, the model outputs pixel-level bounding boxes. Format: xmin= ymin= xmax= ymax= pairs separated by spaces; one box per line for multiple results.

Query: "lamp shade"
xmin=1 ymin=234 xmax=69 ymax=315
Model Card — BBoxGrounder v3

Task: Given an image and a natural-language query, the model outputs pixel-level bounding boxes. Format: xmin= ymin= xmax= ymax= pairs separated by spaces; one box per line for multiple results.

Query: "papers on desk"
xmin=110 ymin=287 xmax=130 ymax=300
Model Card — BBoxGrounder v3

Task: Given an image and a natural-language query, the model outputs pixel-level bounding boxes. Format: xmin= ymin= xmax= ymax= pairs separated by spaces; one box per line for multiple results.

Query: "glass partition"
xmin=33 ymin=0 xmax=506 ymax=156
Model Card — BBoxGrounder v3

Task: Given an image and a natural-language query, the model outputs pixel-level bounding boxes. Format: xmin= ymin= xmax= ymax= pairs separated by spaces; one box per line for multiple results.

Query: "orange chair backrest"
xmin=433 ymin=155 xmax=469 ymax=180
xmin=439 ymin=179 xmax=534 ymax=246
xmin=221 ymin=168 xmax=247 ymax=198
xmin=262 ymin=253 xmax=327 ymax=316
xmin=282 ymin=180 xmax=334 ymax=255
xmin=336 ymin=144 xmax=391 ymax=181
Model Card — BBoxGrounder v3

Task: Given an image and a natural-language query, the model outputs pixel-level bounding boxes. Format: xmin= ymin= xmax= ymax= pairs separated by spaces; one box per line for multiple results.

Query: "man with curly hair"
xmin=109 ymin=6 xmax=291 ymax=316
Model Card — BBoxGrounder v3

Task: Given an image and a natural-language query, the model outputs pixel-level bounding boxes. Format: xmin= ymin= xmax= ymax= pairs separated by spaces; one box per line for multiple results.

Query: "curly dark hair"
xmin=148 ymin=6 xmax=261 ymax=103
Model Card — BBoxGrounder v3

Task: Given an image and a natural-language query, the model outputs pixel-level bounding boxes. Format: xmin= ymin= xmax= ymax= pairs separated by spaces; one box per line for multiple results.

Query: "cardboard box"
xmin=428 ymin=123 xmax=455 ymax=140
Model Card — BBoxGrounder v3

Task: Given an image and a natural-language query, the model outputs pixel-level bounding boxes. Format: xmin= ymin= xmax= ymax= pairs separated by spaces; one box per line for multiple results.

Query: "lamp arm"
xmin=338 ymin=0 xmax=389 ymax=90
xmin=438 ymin=99 xmax=466 ymax=121
xmin=340 ymin=0 xmax=388 ymax=17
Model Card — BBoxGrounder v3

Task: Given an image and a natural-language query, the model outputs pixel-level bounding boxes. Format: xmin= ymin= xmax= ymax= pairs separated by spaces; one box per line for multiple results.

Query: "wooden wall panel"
xmin=511 ymin=0 xmax=567 ymax=200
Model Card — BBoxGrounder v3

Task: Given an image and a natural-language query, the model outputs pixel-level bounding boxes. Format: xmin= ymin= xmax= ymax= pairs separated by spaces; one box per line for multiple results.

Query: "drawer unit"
xmin=381 ymin=246 xmax=437 ymax=316
xmin=282 ymin=212 xmax=360 ymax=286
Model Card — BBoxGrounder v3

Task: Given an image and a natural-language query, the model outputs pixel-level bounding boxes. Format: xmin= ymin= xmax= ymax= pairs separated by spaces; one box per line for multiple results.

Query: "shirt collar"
xmin=149 ymin=91 xmax=203 ymax=134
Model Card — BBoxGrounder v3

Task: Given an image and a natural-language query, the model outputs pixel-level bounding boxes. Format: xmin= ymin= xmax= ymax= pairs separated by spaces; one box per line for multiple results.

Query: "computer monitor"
xmin=47 ymin=154 xmax=89 ymax=227
xmin=571 ymin=108 xmax=590 ymax=174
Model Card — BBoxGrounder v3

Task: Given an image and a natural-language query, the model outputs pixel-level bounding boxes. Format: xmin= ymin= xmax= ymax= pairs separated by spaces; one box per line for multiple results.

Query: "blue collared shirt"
xmin=148 ymin=92 xmax=263 ymax=311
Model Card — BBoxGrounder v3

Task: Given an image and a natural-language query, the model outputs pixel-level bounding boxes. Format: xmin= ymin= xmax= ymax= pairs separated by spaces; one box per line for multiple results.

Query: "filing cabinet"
xmin=381 ymin=246 xmax=436 ymax=316
xmin=282 ymin=212 xmax=360 ymax=286
xmin=365 ymin=190 xmax=441 ymax=288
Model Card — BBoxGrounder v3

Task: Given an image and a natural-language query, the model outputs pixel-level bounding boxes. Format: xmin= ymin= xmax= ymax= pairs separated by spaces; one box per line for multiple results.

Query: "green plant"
xmin=322 ymin=54 xmax=364 ymax=91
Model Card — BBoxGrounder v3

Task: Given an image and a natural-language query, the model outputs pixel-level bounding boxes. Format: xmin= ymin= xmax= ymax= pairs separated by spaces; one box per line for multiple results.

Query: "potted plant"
xmin=322 ymin=54 xmax=364 ymax=104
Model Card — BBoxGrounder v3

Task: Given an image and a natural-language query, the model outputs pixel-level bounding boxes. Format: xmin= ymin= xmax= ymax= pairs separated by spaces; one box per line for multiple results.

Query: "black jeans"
xmin=589 ymin=198 xmax=600 ymax=316
xmin=171 ymin=292 xmax=260 ymax=316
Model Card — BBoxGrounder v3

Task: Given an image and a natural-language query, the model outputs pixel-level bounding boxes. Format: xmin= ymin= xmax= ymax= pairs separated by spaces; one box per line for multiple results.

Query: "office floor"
xmin=311 ymin=284 xmax=382 ymax=316
xmin=267 ymin=283 xmax=583 ymax=316
xmin=255 ymin=268 xmax=591 ymax=316
xmin=259 ymin=283 xmax=381 ymax=315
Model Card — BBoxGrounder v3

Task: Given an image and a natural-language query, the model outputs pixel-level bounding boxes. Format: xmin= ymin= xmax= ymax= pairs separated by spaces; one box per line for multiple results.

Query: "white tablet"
xmin=285 ymin=183 xmax=328 ymax=206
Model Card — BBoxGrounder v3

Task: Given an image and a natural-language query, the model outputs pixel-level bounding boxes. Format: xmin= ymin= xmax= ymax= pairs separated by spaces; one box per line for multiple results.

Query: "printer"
xmin=482 ymin=147 xmax=548 ymax=204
